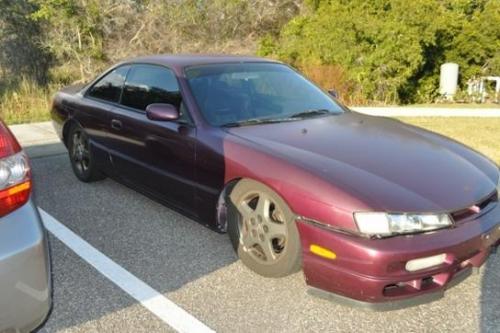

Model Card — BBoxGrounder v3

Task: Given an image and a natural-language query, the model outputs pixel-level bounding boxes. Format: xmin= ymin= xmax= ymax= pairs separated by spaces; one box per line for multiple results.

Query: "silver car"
xmin=0 ymin=121 xmax=51 ymax=332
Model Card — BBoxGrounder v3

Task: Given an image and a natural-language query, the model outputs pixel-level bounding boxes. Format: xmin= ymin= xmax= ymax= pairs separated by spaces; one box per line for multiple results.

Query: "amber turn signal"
xmin=310 ymin=244 xmax=337 ymax=260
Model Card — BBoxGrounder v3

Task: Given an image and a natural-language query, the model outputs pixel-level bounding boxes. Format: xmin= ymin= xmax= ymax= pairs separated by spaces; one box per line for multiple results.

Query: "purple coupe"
xmin=51 ymin=55 xmax=500 ymax=310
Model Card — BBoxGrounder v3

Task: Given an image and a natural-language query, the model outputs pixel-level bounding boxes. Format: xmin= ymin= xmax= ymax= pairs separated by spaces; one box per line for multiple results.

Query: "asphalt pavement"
xmin=7 ymin=119 xmax=497 ymax=332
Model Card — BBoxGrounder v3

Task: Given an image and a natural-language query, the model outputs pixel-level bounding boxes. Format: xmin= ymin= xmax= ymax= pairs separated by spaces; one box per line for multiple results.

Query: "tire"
xmin=227 ymin=179 xmax=301 ymax=277
xmin=68 ymin=125 xmax=105 ymax=182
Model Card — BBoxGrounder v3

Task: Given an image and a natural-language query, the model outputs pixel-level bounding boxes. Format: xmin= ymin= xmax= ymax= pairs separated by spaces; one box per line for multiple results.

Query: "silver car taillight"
xmin=0 ymin=121 xmax=31 ymax=216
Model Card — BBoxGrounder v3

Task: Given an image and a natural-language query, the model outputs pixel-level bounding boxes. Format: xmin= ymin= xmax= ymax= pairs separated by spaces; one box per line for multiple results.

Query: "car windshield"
xmin=185 ymin=63 xmax=344 ymax=127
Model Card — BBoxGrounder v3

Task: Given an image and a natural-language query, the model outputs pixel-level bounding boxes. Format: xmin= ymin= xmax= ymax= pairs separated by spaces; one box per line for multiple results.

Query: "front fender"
xmin=223 ymin=138 xmax=370 ymax=232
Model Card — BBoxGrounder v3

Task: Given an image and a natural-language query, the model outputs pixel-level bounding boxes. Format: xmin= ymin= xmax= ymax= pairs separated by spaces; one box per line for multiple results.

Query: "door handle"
xmin=111 ymin=119 xmax=122 ymax=130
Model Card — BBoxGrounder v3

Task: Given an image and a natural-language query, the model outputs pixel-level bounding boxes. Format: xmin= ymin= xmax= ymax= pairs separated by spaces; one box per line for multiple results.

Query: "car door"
xmin=107 ymin=64 xmax=197 ymax=212
xmin=80 ymin=65 xmax=130 ymax=173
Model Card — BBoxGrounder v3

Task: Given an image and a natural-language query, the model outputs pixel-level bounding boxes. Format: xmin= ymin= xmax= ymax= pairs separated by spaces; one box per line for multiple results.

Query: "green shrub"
xmin=260 ymin=0 xmax=500 ymax=104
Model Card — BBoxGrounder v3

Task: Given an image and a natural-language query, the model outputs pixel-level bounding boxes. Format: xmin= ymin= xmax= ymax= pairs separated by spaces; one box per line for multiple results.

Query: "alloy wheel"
xmin=236 ymin=190 xmax=288 ymax=264
xmin=71 ymin=130 xmax=90 ymax=174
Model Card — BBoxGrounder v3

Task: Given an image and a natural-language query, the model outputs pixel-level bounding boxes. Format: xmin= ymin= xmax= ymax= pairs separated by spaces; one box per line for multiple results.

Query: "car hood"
xmin=225 ymin=112 xmax=499 ymax=212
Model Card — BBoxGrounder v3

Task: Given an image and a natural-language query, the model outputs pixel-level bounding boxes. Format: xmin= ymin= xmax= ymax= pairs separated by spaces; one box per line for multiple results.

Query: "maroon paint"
xmin=296 ymin=201 xmax=500 ymax=302
xmin=222 ymin=113 xmax=498 ymax=230
xmin=51 ymin=55 xmax=500 ymax=306
xmin=221 ymin=115 xmax=499 ymax=303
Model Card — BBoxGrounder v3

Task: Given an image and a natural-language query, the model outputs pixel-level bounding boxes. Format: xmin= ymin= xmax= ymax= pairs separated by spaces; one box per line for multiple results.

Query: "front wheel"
xmin=68 ymin=125 xmax=105 ymax=182
xmin=227 ymin=179 xmax=301 ymax=277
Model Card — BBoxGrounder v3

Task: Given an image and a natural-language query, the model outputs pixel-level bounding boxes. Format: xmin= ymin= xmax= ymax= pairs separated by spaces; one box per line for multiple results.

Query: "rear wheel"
xmin=68 ymin=125 xmax=105 ymax=182
xmin=227 ymin=179 xmax=301 ymax=277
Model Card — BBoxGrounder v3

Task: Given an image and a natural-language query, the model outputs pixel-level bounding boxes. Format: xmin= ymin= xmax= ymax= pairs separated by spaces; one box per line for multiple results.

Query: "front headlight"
xmin=354 ymin=212 xmax=453 ymax=237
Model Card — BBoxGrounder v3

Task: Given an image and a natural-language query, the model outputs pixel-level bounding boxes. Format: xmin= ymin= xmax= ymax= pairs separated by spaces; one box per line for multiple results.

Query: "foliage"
xmin=445 ymin=1 xmax=500 ymax=80
xmin=0 ymin=0 xmax=300 ymax=123
xmin=299 ymin=64 xmax=364 ymax=105
xmin=0 ymin=78 xmax=58 ymax=124
xmin=0 ymin=0 xmax=51 ymax=85
xmin=31 ymin=0 xmax=107 ymax=81
xmin=259 ymin=0 xmax=500 ymax=104
xmin=27 ymin=0 xmax=301 ymax=82
xmin=0 ymin=0 xmax=499 ymax=125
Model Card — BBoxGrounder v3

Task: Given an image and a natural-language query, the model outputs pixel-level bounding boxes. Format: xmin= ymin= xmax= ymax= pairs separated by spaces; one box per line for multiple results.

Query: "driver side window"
xmin=121 ymin=65 xmax=181 ymax=111
xmin=119 ymin=64 xmax=192 ymax=124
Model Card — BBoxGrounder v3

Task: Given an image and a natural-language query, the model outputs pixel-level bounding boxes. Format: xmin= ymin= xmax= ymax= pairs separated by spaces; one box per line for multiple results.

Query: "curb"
xmin=9 ymin=121 xmax=59 ymax=147
xmin=8 ymin=121 xmax=66 ymax=158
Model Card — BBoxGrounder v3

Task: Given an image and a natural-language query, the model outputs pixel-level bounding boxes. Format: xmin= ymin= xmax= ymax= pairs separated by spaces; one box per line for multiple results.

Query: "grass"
xmin=352 ymin=103 xmax=500 ymax=109
xmin=0 ymin=80 xmax=56 ymax=125
xmin=398 ymin=117 xmax=500 ymax=165
xmin=402 ymin=103 xmax=500 ymax=109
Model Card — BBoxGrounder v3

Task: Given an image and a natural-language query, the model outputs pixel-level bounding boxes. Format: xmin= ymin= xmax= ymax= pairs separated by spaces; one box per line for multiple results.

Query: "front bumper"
xmin=297 ymin=201 xmax=500 ymax=310
xmin=0 ymin=199 xmax=52 ymax=332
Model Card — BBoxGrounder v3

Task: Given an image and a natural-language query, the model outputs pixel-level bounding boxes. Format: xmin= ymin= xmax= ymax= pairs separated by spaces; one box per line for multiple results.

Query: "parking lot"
xmin=27 ymin=142 xmax=500 ymax=332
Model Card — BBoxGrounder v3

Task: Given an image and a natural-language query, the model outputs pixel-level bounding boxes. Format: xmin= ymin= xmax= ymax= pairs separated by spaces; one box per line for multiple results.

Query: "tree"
xmin=28 ymin=0 xmax=301 ymax=83
xmin=31 ymin=0 xmax=108 ymax=82
xmin=260 ymin=0 xmax=500 ymax=104
xmin=0 ymin=0 xmax=51 ymax=85
xmin=446 ymin=0 xmax=500 ymax=79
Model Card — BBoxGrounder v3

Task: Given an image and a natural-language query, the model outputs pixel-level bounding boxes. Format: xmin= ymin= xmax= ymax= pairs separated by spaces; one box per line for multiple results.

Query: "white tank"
xmin=439 ymin=63 xmax=459 ymax=98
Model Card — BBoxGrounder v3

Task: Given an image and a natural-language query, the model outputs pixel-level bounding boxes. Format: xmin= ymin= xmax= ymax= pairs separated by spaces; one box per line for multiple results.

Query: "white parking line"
xmin=39 ymin=208 xmax=215 ymax=333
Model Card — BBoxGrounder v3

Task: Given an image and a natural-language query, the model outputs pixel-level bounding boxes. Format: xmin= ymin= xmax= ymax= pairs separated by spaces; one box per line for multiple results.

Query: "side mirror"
xmin=328 ymin=89 xmax=339 ymax=99
xmin=146 ymin=103 xmax=179 ymax=121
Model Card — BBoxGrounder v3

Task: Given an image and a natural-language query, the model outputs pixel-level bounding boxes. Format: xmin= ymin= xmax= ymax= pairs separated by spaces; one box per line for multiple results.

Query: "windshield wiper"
xmin=290 ymin=109 xmax=332 ymax=119
xmin=221 ymin=109 xmax=336 ymax=127
xmin=221 ymin=117 xmax=294 ymax=127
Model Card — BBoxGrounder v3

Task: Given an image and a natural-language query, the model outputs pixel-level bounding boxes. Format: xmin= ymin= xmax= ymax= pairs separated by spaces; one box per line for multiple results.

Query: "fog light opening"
xmin=422 ymin=276 xmax=434 ymax=287
xmin=405 ymin=253 xmax=447 ymax=272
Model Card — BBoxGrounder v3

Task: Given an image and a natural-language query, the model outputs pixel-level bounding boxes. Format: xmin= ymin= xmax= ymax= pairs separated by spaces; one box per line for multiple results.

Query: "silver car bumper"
xmin=0 ymin=198 xmax=51 ymax=333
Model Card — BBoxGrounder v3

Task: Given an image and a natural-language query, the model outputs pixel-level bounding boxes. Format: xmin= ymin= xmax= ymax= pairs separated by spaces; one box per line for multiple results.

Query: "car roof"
xmin=124 ymin=54 xmax=280 ymax=70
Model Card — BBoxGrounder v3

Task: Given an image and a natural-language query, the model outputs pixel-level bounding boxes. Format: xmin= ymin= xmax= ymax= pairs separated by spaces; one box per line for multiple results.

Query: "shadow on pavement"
xmin=25 ymin=142 xmax=66 ymax=159
xmin=32 ymin=153 xmax=237 ymax=332
xmin=480 ymin=249 xmax=500 ymax=333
